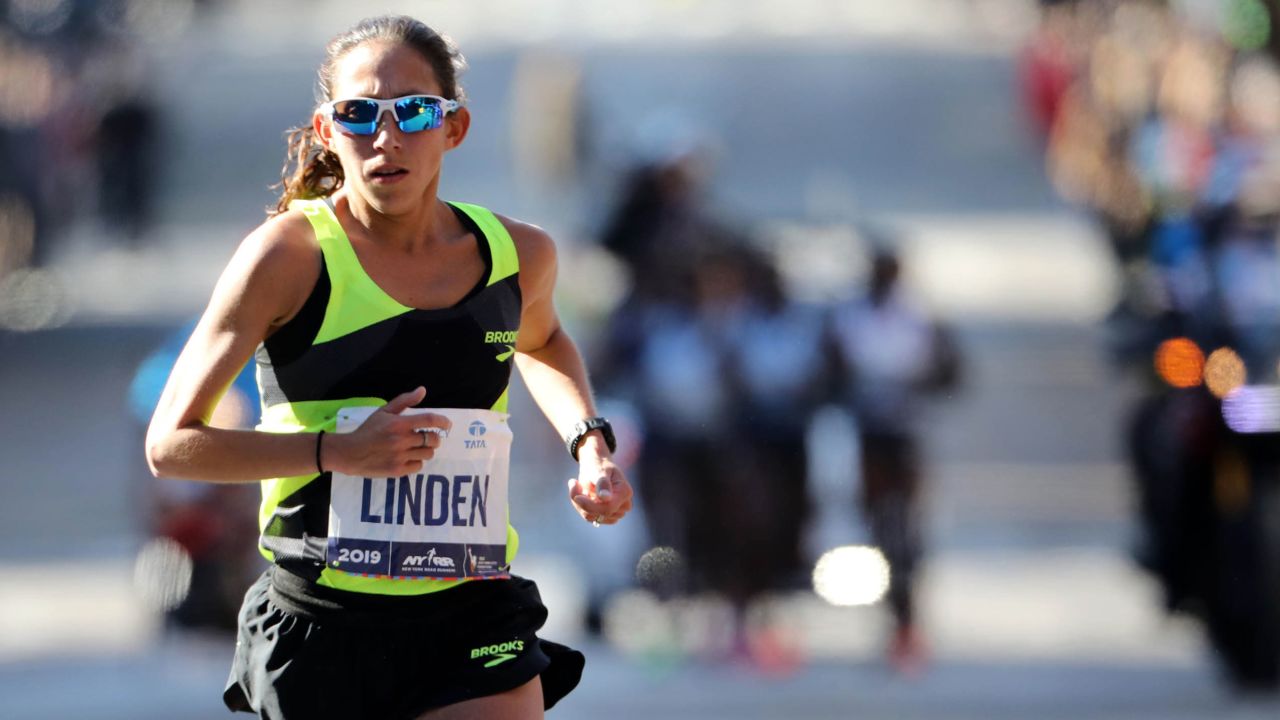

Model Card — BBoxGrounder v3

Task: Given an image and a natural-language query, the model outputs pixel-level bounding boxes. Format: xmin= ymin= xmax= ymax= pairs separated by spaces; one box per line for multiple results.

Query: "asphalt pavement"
xmin=7 ymin=635 xmax=1279 ymax=720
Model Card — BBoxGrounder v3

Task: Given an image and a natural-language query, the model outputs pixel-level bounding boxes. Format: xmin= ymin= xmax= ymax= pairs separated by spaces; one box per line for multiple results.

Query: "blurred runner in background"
xmin=597 ymin=122 xmax=832 ymax=663
xmin=830 ymin=242 xmax=961 ymax=676
xmin=597 ymin=131 xmax=736 ymax=597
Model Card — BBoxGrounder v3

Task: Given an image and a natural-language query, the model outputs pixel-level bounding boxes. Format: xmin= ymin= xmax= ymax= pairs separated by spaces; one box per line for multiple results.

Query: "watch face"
xmin=566 ymin=417 xmax=615 ymax=460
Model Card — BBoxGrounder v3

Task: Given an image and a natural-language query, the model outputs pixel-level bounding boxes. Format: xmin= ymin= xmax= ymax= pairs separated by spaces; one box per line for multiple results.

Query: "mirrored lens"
xmin=332 ymin=99 xmax=379 ymax=135
xmin=394 ymin=96 xmax=442 ymax=133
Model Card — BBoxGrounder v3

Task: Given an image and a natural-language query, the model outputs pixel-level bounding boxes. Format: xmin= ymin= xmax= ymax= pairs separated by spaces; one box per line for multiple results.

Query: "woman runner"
xmin=145 ymin=15 xmax=633 ymax=719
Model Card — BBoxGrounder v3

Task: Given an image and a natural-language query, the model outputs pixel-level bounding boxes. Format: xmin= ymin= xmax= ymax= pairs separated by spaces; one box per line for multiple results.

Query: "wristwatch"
xmin=565 ymin=417 xmax=616 ymax=461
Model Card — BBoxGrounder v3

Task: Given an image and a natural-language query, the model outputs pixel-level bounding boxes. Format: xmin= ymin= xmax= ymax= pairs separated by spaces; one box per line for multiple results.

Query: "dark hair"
xmin=271 ymin=15 xmax=467 ymax=215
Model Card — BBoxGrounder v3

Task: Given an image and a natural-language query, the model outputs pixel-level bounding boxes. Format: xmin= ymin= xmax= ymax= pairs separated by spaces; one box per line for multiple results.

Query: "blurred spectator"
xmin=1018 ymin=2 xmax=1077 ymax=140
xmin=128 ymin=319 xmax=263 ymax=631
xmin=95 ymin=82 xmax=160 ymax=243
xmin=829 ymin=243 xmax=961 ymax=676
xmin=0 ymin=30 xmax=56 ymax=269
xmin=1033 ymin=0 xmax=1280 ymax=688
xmin=0 ymin=4 xmax=168 ymax=272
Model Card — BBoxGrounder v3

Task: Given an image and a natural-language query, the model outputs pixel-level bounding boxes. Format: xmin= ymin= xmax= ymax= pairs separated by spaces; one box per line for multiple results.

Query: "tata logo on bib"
xmin=466 ymin=420 xmax=487 ymax=449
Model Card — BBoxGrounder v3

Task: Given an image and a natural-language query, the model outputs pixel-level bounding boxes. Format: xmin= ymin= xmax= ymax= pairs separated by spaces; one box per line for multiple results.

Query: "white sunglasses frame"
xmin=319 ymin=94 xmax=463 ymax=134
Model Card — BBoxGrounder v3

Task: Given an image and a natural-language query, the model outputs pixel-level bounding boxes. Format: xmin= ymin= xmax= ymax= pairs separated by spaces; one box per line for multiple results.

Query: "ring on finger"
xmin=592 ymin=514 xmax=604 ymax=527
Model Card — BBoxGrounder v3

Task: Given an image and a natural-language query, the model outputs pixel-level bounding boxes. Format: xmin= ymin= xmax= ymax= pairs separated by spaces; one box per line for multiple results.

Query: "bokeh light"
xmin=811 ymin=545 xmax=891 ymax=607
xmin=132 ymin=537 xmax=193 ymax=612
xmin=1222 ymin=0 xmax=1272 ymax=51
xmin=635 ymin=545 xmax=687 ymax=591
xmin=1222 ymin=386 xmax=1280 ymax=434
xmin=96 ymin=0 xmax=196 ymax=42
xmin=0 ymin=267 xmax=72 ymax=331
xmin=1230 ymin=56 xmax=1280 ymax=136
xmin=1204 ymin=347 xmax=1247 ymax=398
xmin=601 ymin=589 xmax=666 ymax=657
xmin=7 ymin=0 xmax=74 ymax=36
xmin=0 ymin=35 xmax=56 ymax=127
xmin=1090 ymin=32 xmax=1152 ymax=123
xmin=601 ymin=589 xmax=737 ymax=664
xmin=1154 ymin=337 xmax=1205 ymax=388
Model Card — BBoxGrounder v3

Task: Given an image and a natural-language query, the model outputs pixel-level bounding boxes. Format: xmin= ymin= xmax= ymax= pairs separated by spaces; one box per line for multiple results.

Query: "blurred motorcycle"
xmin=1120 ymin=230 xmax=1280 ymax=690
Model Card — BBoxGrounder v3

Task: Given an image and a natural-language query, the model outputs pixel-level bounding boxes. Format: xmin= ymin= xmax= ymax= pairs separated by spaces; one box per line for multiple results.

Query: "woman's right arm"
xmin=145 ymin=213 xmax=329 ymax=482
xmin=145 ymin=213 xmax=447 ymax=483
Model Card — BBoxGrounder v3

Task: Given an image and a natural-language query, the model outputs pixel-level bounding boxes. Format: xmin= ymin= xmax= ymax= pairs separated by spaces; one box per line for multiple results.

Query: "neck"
xmin=337 ymin=182 xmax=449 ymax=253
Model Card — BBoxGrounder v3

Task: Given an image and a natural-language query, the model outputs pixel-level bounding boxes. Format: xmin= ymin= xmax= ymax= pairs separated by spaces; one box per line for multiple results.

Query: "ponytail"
xmin=271 ymin=125 xmax=344 ymax=216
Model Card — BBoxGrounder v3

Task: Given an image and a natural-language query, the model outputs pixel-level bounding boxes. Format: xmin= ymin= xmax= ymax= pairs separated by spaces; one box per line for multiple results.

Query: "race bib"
xmin=327 ymin=407 xmax=511 ymax=579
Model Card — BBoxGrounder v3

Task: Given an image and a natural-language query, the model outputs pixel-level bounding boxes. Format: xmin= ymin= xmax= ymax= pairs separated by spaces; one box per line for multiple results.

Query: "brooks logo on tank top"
xmin=253 ymin=197 xmax=521 ymax=596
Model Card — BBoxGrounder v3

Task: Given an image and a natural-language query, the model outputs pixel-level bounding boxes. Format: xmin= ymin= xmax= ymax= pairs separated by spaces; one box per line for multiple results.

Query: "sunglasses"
xmin=320 ymin=94 xmax=462 ymax=136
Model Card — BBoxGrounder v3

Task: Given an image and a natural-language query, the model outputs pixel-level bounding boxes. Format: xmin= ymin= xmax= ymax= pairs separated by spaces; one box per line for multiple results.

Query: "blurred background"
xmin=2 ymin=0 xmax=1280 ymax=717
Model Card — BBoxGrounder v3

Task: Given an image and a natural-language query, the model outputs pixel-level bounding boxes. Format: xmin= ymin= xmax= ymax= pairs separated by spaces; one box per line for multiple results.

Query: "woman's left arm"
xmin=505 ymin=218 xmax=633 ymax=525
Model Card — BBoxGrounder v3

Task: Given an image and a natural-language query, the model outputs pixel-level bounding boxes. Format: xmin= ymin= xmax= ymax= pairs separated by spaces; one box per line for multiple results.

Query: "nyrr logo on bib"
xmin=402 ymin=547 xmax=454 ymax=569
xmin=466 ymin=420 xmax=487 ymax=448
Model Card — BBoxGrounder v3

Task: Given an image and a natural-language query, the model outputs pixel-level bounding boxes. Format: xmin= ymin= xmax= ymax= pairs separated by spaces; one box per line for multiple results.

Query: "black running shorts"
xmin=223 ymin=567 xmax=584 ymax=719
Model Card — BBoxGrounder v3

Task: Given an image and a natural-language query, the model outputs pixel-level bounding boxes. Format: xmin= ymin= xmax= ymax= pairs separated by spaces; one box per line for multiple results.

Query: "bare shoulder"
xmin=245 ymin=209 xmax=320 ymax=268
xmin=214 ymin=208 xmax=322 ymax=328
xmin=230 ymin=209 xmax=321 ymax=287
xmin=494 ymin=213 xmax=557 ymax=281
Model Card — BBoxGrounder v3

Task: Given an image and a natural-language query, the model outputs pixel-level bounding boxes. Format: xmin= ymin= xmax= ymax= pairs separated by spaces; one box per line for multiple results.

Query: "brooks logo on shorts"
xmin=471 ymin=639 xmax=525 ymax=668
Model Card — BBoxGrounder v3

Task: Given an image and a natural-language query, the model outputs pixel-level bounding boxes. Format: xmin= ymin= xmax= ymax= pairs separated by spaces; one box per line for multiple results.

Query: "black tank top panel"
xmin=256 ymin=203 xmax=520 ymax=411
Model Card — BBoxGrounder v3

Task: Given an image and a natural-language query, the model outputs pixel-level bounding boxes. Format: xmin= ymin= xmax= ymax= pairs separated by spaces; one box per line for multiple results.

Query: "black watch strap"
xmin=566 ymin=417 xmax=616 ymax=461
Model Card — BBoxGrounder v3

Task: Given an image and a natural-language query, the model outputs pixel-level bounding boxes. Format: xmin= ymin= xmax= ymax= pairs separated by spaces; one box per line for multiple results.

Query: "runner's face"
xmin=318 ymin=40 xmax=466 ymax=215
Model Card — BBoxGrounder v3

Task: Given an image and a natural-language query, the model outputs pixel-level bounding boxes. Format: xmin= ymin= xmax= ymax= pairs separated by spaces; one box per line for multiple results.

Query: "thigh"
xmin=417 ymin=676 xmax=543 ymax=720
